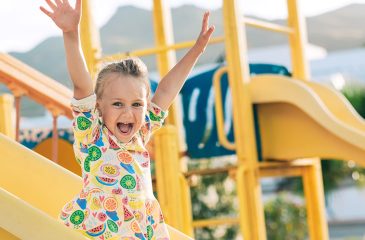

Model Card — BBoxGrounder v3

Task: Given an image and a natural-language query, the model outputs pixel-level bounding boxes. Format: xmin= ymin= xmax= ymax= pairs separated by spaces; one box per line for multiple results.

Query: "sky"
xmin=1 ymin=0 xmax=365 ymax=52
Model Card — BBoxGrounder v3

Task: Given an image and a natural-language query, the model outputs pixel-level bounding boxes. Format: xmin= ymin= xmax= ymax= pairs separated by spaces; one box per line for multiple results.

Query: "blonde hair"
xmin=95 ymin=58 xmax=151 ymax=100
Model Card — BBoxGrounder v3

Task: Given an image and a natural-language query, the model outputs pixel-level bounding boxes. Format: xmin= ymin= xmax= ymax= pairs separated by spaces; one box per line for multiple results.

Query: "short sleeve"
xmin=139 ymin=102 xmax=168 ymax=145
xmin=71 ymin=94 xmax=100 ymax=145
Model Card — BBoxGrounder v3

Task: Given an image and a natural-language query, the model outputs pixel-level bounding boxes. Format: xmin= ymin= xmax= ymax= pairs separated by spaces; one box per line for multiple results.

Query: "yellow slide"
xmin=251 ymin=75 xmax=365 ymax=166
xmin=0 ymin=134 xmax=193 ymax=240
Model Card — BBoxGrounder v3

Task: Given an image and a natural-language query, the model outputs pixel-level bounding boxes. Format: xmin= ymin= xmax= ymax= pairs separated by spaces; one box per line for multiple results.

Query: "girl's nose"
xmin=121 ymin=106 xmax=133 ymax=115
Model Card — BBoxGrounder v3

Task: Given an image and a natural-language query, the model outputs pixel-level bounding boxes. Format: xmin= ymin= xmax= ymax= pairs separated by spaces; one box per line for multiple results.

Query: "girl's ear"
xmin=96 ymin=101 xmax=102 ymax=117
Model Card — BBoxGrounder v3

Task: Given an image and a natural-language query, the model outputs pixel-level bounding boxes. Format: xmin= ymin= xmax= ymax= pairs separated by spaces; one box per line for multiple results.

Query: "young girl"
xmin=40 ymin=0 xmax=214 ymax=239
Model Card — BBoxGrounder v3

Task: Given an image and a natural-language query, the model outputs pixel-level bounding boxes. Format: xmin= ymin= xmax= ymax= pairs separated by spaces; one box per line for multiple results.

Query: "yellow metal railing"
xmin=212 ymin=66 xmax=236 ymax=150
xmin=100 ymin=36 xmax=225 ymax=63
xmin=0 ymin=53 xmax=73 ymax=163
xmin=243 ymin=17 xmax=294 ymax=34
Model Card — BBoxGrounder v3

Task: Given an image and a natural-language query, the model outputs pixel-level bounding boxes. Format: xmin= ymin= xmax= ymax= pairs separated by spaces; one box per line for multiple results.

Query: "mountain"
xmin=307 ymin=4 xmax=365 ymax=51
xmin=8 ymin=4 xmax=365 ymax=117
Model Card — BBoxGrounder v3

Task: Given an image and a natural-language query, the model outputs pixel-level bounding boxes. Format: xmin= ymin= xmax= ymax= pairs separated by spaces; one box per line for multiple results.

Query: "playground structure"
xmin=0 ymin=0 xmax=365 ymax=240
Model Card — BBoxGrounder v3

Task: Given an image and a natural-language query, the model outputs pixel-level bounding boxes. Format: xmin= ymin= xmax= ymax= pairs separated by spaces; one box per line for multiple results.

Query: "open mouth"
xmin=117 ymin=122 xmax=134 ymax=136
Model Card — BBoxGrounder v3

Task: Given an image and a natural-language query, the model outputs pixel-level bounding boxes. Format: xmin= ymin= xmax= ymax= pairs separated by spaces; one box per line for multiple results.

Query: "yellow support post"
xmin=222 ymin=0 xmax=267 ymax=239
xmin=303 ymin=158 xmax=329 ymax=240
xmin=287 ymin=0 xmax=310 ymax=80
xmin=152 ymin=0 xmax=179 ymax=126
xmin=287 ymin=1 xmax=328 ymax=238
xmin=152 ymin=0 xmax=192 ymax=235
xmin=179 ymin=174 xmax=194 ymax=236
xmin=154 ymin=125 xmax=193 ymax=236
xmin=80 ymin=0 xmax=101 ymax=80
xmin=0 ymin=94 xmax=15 ymax=139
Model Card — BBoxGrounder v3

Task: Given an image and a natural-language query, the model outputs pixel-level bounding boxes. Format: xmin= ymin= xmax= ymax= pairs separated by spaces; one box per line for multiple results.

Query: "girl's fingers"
xmin=63 ymin=0 xmax=71 ymax=7
xmin=201 ymin=11 xmax=209 ymax=34
xmin=40 ymin=6 xmax=53 ymax=18
xmin=45 ymin=0 xmax=57 ymax=11
xmin=206 ymin=25 xmax=215 ymax=37
xmin=75 ymin=0 xmax=82 ymax=13
xmin=54 ymin=0 xmax=63 ymax=7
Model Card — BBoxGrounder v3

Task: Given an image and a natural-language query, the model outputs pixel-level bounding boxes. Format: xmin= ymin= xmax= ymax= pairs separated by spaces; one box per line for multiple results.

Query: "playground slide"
xmin=250 ymin=75 xmax=365 ymax=166
xmin=0 ymin=134 xmax=193 ymax=240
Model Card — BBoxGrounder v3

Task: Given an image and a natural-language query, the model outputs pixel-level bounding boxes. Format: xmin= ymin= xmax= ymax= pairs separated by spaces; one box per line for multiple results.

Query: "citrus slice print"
xmin=70 ymin=210 xmax=84 ymax=225
xmin=77 ymin=116 xmax=91 ymax=130
xmin=89 ymin=187 xmax=103 ymax=194
xmin=88 ymin=146 xmax=102 ymax=161
xmin=130 ymin=220 xmax=141 ymax=233
xmin=134 ymin=210 xmax=144 ymax=222
xmin=118 ymin=151 xmax=133 ymax=164
xmin=120 ymin=175 xmax=136 ymax=189
xmin=103 ymin=197 xmax=118 ymax=212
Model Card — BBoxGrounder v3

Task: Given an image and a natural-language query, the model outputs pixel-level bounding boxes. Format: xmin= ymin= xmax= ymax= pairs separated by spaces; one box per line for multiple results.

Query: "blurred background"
xmin=2 ymin=1 xmax=365 ymax=239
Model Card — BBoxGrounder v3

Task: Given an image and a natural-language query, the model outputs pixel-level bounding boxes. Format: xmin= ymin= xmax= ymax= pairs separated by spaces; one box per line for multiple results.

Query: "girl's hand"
xmin=40 ymin=0 xmax=82 ymax=33
xmin=194 ymin=12 xmax=215 ymax=54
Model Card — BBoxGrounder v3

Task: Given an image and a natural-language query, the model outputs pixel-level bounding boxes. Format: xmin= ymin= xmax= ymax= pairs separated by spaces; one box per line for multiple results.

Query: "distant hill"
xmin=307 ymin=4 xmax=365 ymax=51
xmin=8 ymin=4 xmax=365 ymax=117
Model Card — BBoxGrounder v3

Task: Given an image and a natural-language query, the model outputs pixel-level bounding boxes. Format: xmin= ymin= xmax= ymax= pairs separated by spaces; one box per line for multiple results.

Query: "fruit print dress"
xmin=59 ymin=94 xmax=170 ymax=240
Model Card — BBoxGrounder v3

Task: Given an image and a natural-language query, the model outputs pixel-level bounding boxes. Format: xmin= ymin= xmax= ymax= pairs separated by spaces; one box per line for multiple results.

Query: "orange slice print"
xmin=130 ymin=220 xmax=141 ymax=233
xmin=103 ymin=197 xmax=118 ymax=212
xmin=117 ymin=152 xmax=133 ymax=164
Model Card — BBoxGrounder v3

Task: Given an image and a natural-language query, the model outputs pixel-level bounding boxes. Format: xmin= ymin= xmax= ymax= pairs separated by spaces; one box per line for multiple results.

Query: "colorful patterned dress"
xmin=59 ymin=94 xmax=170 ymax=240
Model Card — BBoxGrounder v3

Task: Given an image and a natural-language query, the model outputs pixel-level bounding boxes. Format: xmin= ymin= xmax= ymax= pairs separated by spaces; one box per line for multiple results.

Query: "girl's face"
xmin=97 ymin=74 xmax=148 ymax=143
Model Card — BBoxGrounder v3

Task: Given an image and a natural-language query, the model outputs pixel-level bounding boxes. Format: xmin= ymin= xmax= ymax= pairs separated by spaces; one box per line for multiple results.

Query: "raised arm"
xmin=151 ymin=12 xmax=215 ymax=111
xmin=40 ymin=0 xmax=93 ymax=99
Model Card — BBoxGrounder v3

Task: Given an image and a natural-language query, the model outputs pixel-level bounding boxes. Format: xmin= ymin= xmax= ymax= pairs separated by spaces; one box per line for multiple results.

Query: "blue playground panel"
xmin=180 ymin=63 xmax=290 ymax=159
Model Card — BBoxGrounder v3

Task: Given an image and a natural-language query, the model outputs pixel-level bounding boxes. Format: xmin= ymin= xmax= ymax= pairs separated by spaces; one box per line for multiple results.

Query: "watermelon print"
xmin=124 ymin=205 xmax=134 ymax=221
xmin=86 ymin=223 xmax=106 ymax=237
xmin=60 ymin=95 xmax=170 ymax=239
xmin=108 ymin=135 xmax=120 ymax=150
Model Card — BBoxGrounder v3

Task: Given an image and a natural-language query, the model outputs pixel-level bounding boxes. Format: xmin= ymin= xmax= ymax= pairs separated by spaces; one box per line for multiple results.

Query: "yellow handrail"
xmin=212 ymin=66 xmax=236 ymax=150
xmin=243 ymin=17 xmax=294 ymax=34
xmin=100 ymin=36 xmax=225 ymax=62
xmin=0 ymin=53 xmax=73 ymax=119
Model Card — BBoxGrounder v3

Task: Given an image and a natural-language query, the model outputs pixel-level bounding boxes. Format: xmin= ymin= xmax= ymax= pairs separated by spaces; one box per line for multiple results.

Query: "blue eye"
xmin=113 ymin=102 xmax=123 ymax=107
xmin=132 ymin=102 xmax=142 ymax=107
